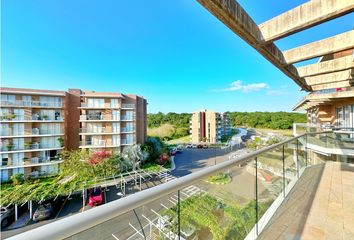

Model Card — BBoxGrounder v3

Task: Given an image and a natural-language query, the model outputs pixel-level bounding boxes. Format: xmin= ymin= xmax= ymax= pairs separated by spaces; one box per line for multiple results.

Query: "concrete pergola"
xmin=197 ymin=0 xmax=354 ymax=110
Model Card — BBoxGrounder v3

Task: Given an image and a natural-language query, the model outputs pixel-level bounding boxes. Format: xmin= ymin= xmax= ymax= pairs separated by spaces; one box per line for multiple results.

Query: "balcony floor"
xmin=258 ymin=162 xmax=354 ymax=240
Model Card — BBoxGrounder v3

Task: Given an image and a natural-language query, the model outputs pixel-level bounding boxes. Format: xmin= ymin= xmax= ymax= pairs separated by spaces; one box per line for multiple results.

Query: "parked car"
xmin=33 ymin=203 xmax=53 ymax=221
xmin=176 ymin=145 xmax=183 ymax=152
xmin=88 ymin=187 xmax=104 ymax=207
xmin=33 ymin=196 xmax=65 ymax=222
xmin=1 ymin=206 xmax=15 ymax=228
xmin=203 ymin=145 xmax=209 ymax=149
xmin=197 ymin=144 xmax=203 ymax=149
xmin=186 ymin=143 xmax=193 ymax=148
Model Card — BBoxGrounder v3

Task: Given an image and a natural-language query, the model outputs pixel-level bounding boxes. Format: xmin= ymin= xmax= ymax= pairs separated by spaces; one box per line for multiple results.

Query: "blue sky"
xmin=2 ymin=0 xmax=353 ymax=113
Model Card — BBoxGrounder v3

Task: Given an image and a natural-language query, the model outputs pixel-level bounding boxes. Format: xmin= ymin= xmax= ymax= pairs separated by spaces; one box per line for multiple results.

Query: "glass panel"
xmin=179 ymin=157 xmax=257 ymax=240
xmin=256 ymin=146 xmax=284 ymax=231
xmin=284 ymin=139 xmax=297 ymax=195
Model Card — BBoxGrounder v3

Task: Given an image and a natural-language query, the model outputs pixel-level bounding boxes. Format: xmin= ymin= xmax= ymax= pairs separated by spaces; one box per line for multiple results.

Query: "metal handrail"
xmin=9 ymin=133 xmax=308 ymax=240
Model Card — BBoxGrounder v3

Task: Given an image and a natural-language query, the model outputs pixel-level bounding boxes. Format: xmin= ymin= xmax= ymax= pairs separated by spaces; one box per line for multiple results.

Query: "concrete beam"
xmin=297 ymin=55 xmax=354 ymax=77
xmin=196 ymin=0 xmax=310 ymax=91
xmin=311 ymin=80 xmax=352 ymax=91
xmin=283 ymin=30 xmax=354 ymax=64
xmin=305 ymin=69 xmax=354 ymax=85
xmin=259 ymin=0 xmax=354 ymax=43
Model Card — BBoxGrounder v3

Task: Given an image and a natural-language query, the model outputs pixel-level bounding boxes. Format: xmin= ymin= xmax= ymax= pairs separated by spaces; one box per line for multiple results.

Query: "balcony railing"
xmin=0 ymin=142 xmax=62 ymax=152
xmin=80 ymin=114 xmax=120 ymax=121
xmin=0 ymin=115 xmax=64 ymax=121
xmin=0 ymin=100 xmax=63 ymax=108
xmin=120 ymin=115 xmax=134 ymax=121
xmin=1 ymin=128 xmax=63 ymax=137
xmin=9 ymin=131 xmax=352 ymax=240
xmin=121 ymin=138 xmax=133 ymax=145
xmin=79 ymin=127 xmax=120 ymax=134
xmin=121 ymin=103 xmax=135 ymax=109
xmin=121 ymin=127 xmax=133 ymax=133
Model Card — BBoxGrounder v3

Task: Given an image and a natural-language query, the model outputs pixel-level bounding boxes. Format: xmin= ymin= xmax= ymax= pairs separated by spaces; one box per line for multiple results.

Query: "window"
xmin=1 ymin=170 xmax=9 ymax=182
xmin=1 ymin=94 xmax=15 ymax=103
xmin=13 ymin=109 xmax=24 ymax=120
xmin=39 ymin=123 xmax=61 ymax=134
xmin=12 ymin=153 xmax=24 ymax=166
xmin=1 ymin=124 xmax=10 ymax=136
xmin=86 ymin=123 xmax=102 ymax=133
xmin=39 ymin=96 xmax=62 ymax=107
xmin=111 ymin=99 xmax=119 ymax=108
xmin=112 ymin=110 xmax=120 ymax=120
xmin=12 ymin=123 xmax=25 ymax=136
xmin=87 ymin=98 xmax=104 ymax=108
xmin=112 ymin=135 xmax=120 ymax=145
xmin=112 ymin=123 xmax=120 ymax=133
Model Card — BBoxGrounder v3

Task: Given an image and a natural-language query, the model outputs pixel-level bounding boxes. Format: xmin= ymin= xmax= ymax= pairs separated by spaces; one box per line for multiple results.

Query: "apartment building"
xmin=0 ymin=87 xmax=147 ymax=182
xmin=190 ymin=110 xmax=231 ymax=144
xmin=0 ymin=88 xmax=66 ymax=182
xmin=294 ymin=49 xmax=354 ymax=130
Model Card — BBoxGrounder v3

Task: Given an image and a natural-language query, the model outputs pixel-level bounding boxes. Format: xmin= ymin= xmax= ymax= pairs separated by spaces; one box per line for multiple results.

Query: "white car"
xmin=176 ymin=145 xmax=183 ymax=152
xmin=186 ymin=143 xmax=193 ymax=148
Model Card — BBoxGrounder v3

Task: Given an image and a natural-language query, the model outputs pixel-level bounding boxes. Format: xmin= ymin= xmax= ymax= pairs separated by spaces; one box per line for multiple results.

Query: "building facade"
xmin=190 ymin=110 xmax=231 ymax=144
xmin=0 ymin=87 xmax=147 ymax=182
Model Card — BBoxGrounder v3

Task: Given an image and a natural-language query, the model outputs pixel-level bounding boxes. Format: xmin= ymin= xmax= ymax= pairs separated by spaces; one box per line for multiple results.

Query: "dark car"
xmin=33 ymin=197 xmax=65 ymax=222
xmin=197 ymin=144 xmax=203 ymax=149
xmin=88 ymin=187 xmax=104 ymax=207
xmin=1 ymin=206 xmax=15 ymax=228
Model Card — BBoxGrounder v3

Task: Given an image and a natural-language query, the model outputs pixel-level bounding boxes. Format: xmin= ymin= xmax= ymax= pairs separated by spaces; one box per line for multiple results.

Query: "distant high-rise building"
xmin=0 ymin=87 xmax=147 ymax=182
xmin=190 ymin=110 xmax=231 ymax=144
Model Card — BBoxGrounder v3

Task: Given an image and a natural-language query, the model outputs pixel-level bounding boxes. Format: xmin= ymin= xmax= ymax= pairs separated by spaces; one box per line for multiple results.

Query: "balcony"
xmin=79 ymin=140 xmax=121 ymax=148
xmin=79 ymin=127 xmax=120 ymax=135
xmin=0 ymin=128 xmax=64 ymax=138
xmin=121 ymin=103 xmax=135 ymax=109
xmin=79 ymin=114 xmax=120 ymax=121
xmin=121 ymin=127 xmax=134 ymax=133
xmin=0 ymin=114 xmax=64 ymax=122
xmin=120 ymin=115 xmax=134 ymax=121
xmin=80 ymin=103 xmax=122 ymax=109
xmin=0 ymin=142 xmax=63 ymax=154
xmin=0 ymin=100 xmax=62 ymax=108
xmin=121 ymin=138 xmax=133 ymax=145
xmin=11 ymin=131 xmax=354 ymax=240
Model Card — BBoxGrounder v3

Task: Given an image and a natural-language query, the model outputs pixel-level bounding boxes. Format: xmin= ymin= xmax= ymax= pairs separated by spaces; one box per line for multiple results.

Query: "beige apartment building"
xmin=190 ymin=110 xmax=231 ymax=144
xmin=0 ymin=87 xmax=147 ymax=182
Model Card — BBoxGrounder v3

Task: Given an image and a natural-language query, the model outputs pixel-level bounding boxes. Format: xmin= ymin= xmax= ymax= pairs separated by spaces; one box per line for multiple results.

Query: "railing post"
xmin=305 ymin=134 xmax=308 ymax=167
xmin=282 ymin=145 xmax=285 ymax=198
xmin=177 ymin=190 xmax=181 ymax=240
xmin=255 ymin=156 xmax=258 ymax=236
xmin=296 ymin=139 xmax=299 ymax=179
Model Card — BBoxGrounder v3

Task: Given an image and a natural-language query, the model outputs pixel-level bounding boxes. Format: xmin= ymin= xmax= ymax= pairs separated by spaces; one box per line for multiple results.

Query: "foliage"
xmin=229 ymin=112 xmax=306 ymax=129
xmin=10 ymin=173 xmax=24 ymax=186
xmin=121 ymin=144 xmax=148 ymax=171
xmin=140 ymin=163 xmax=164 ymax=172
xmin=89 ymin=150 xmax=111 ymax=165
xmin=141 ymin=137 xmax=163 ymax=163
xmin=220 ymin=129 xmax=238 ymax=143
xmin=206 ymin=173 xmax=231 ymax=184
xmin=163 ymin=194 xmax=271 ymax=240
xmin=148 ymin=112 xmax=306 ymax=134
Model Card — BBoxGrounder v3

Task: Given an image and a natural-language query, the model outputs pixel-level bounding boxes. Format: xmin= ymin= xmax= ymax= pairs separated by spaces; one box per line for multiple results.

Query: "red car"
xmin=88 ymin=187 xmax=104 ymax=207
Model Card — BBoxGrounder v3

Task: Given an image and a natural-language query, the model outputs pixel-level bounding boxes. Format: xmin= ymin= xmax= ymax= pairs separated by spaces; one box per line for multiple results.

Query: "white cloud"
xmin=222 ymin=80 xmax=268 ymax=93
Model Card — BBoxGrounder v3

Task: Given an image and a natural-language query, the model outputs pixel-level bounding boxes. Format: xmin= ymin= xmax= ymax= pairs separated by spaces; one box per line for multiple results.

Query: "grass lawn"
xmin=147 ymin=124 xmax=175 ymax=139
xmin=166 ymin=135 xmax=191 ymax=145
xmin=255 ymin=128 xmax=293 ymax=137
